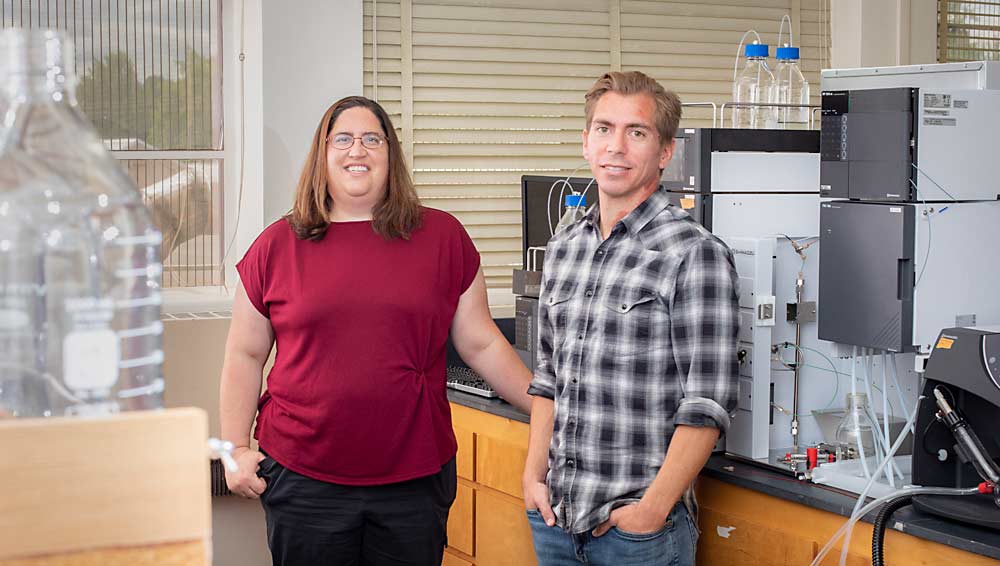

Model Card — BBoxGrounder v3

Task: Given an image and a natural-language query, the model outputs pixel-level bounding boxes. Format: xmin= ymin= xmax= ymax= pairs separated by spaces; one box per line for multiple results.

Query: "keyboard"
xmin=446 ymin=366 xmax=498 ymax=398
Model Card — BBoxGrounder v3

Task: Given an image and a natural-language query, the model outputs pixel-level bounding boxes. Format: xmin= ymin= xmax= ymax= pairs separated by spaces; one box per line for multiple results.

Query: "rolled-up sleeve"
xmin=669 ymin=238 xmax=740 ymax=434
xmin=527 ymin=268 xmax=556 ymax=400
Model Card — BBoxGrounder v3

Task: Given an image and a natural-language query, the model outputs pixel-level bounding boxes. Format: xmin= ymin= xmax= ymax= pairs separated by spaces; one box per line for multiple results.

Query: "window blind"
xmin=938 ymin=0 xmax=1000 ymax=62
xmin=364 ymin=0 xmax=830 ymax=304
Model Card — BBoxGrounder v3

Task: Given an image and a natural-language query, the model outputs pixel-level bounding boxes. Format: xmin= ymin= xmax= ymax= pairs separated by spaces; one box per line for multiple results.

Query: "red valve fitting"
xmin=806 ymin=447 xmax=819 ymax=470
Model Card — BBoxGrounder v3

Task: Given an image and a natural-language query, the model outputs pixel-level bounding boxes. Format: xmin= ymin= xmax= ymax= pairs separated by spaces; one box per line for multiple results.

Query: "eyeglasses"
xmin=329 ymin=132 xmax=386 ymax=150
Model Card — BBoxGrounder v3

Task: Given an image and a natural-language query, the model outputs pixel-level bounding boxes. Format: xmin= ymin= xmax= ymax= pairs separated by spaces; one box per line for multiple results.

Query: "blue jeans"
xmin=526 ymin=503 xmax=698 ymax=566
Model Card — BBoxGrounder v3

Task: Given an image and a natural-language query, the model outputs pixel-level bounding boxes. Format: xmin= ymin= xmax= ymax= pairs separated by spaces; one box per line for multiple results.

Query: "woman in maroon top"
xmin=220 ymin=96 xmax=533 ymax=565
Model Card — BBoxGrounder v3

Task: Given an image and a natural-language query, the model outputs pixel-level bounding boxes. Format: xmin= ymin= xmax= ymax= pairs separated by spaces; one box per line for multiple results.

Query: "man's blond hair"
xmin=584 ymin=71 xmax=682 ymax=144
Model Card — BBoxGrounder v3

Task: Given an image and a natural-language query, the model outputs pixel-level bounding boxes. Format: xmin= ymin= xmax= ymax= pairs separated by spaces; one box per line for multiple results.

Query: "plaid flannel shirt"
xmin=527 ymin=188 xmax=740 ymax=534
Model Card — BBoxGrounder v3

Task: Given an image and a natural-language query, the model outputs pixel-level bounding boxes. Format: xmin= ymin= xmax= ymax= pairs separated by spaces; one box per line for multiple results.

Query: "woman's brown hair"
xmin=285 ymin=96 xmax=422 ymax=241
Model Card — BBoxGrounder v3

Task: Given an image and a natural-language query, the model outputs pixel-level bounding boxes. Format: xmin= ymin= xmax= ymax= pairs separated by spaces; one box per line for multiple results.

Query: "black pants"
xmin=257 ymin=455 xmax=457 ymax=566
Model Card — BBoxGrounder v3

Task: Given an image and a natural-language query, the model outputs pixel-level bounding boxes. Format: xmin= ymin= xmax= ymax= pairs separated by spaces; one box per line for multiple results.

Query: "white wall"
xmin=205 ymin=2 xmax=363 ymax=564
xmin=831 ymin=0 xmax=937 ymax=69
xmin=261 ymin=1 xmax=363 ymax=224
xmin=221 ymin=0 xmax=362 ymax=288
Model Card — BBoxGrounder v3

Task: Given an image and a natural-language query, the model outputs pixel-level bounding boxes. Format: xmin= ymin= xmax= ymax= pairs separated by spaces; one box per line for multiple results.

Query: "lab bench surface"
xmin=701 ymin=454 xmax=1000 ymax=562
xmin=447 ymin=392 xmax=1000 ymax=564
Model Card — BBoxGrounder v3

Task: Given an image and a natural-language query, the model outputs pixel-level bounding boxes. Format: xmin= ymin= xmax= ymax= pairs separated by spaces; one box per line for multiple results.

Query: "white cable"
xmin=863 ymin=350 xmax=903 ymax=481
xmin=732 ymin=29 xmax=762 ymax=82
xmin=546 ymin=177 xmax=573 ymax=237
xmin=850 ymin=347 xmax=872 ymax=481
xmin=910 ymin=179 xmax=934 ymax=288
xmin=881 ymin=351 xmax=895 ymax=488
xmin=777 ymin=14 xmax=793 ymax=48
xmin=860 ymin=349 xmax=888 ymax=481
xmin=813 ymin=484 xmax=976 ymax=566
xmin=547 ymin=163 xmax=589 ymax=236
xmin=829 ymin=395 xmax=925 ymax=566
xmin=911 ymin=162 xmax=959 ymax=202
xmin=888 ymin=353 xmax=914 ymax=429
xmin=579 ymin=176 xmax=596 ymax=210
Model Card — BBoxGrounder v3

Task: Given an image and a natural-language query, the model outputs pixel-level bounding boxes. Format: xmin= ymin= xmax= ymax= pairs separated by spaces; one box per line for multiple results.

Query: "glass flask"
xmin=555 ymin=194 xmax=586 ymax=233
xmin=774 ymin=46 xmax=811 ymax=130
xmin=835 ymin=393 xmax=879 ymax=465
xmin=0 ymin=29 xmax=163 ymax=417
xmin=732 ymin=42 xmax=777 ymax=129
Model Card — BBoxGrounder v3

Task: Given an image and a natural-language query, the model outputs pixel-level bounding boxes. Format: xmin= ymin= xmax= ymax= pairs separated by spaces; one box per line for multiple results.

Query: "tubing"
xmin=872 ymin=494 xmax=913 ymax=566
xmin=811 ymin=485 xmax=979 ymax=566
xmin=836 ymin=394 xmax=924 ymax=565
xmin=881 ymin=355 xmax=895 ymax=487
xmin=810 ymin=394 xmax=919 ymax=565
xmin=850 ymin=347 xmax=872 ymax=480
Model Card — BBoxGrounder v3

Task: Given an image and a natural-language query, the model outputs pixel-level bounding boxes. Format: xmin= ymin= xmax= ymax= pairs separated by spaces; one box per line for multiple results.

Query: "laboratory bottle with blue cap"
xmin=775 ymin=46 xmax=810 ymax=129
xmin=555 ymin=193 xmax=587 ymax=233
xmin=0 ymin=29 xmax=164 ymax=417
xmin=732 ymin=42 xmax=777 ymax=129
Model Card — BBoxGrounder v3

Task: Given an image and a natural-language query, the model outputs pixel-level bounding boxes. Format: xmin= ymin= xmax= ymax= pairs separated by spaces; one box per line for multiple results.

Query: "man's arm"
xmin=592 ymin=425 xmax=718 ymax=535
xmin=523 ymin=396 xmax=556 ymax=525
xmin=522 ymin=264 xmax=559 ymax=524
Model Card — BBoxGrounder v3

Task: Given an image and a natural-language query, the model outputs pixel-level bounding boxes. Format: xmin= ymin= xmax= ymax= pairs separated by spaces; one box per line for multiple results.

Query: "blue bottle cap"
xmin=744 ymin=43 xmax=769 ymax=58
xmin=776 ymin=46 xmax=800 ymax=60
xmin=565 ymin=194 xmax=586 ymax=207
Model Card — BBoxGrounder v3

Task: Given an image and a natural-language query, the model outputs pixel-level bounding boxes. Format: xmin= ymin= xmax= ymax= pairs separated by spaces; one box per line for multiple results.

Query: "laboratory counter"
xmin=446 ymin=390 xmax=1000 ymax=565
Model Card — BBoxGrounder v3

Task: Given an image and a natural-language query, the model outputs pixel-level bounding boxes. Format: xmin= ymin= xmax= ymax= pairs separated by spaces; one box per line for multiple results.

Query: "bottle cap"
xmin=776 ymin=46 xmax=800 ymax=60
xmin=565 ymin=194 xmax=586 ymax=207
xmin=744 ymin=43 xmax=769 ymax=58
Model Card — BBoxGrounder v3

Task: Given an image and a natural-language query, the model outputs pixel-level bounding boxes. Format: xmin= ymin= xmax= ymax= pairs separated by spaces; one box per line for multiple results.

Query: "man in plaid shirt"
xmin=522 ymin=71 xmax=740 ymax=566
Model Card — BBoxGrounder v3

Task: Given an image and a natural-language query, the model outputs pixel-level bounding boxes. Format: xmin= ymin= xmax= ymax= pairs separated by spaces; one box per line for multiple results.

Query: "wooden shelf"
xmin=0 ymin=408 xmax=211 ymax=565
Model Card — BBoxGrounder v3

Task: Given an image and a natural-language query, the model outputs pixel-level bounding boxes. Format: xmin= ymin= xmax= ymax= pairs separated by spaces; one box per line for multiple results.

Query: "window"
xmin=364 ymin=0 xmax=831 ymax=304
xmin=938 ymin=0 xmax=1000 ymax=62
xmin=1 ymin=0 xmax=224 ymax=288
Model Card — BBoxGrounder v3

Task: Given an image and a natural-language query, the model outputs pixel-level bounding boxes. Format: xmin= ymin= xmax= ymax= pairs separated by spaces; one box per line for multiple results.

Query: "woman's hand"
xmin=225 ymin=446 xmax=268 ymax=499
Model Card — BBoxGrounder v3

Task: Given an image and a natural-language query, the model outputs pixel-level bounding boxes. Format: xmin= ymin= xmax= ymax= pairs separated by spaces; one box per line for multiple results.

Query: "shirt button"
xmin=585 ymin=289 xmax=593 ymax=297
xmin=577 ymin=334 xmax=583 ymax=340
xmin=596 ymin=250 xmax=604 ymax=256
xmin=571 ymin=378 xmax=578 ymax=383
xmin=567 ymin=459 xmax=575 ymax=467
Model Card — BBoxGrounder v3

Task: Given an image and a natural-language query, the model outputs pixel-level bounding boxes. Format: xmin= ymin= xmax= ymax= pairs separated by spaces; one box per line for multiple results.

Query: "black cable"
xmin=872 ymin=494 xmax=913 ymax=566
xmin=920 ymin=417 xmax=939 ymax=456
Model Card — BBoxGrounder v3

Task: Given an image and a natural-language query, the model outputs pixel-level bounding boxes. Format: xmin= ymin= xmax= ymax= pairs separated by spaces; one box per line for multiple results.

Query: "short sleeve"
xmin=456 ymin=222 xmax=481 ymax=294
xmin=235 ymin=230 xmax=272 ymax=318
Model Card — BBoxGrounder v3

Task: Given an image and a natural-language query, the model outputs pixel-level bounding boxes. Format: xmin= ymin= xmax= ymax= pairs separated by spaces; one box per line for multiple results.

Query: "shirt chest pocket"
xmin=545 ymin=290 xmax=575 ymax=329
xmin=601 ymin=289 xmax=666 ymax=358
xmin=605 ymin=291 xmax=657 ymax=314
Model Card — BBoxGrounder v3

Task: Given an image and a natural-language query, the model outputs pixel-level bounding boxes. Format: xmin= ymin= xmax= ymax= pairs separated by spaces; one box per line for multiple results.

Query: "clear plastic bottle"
xmin=774 ymin=46 xmax=811 ymax=130
xmin=835 ymin=393 xmax=879 ymax=464
xmin=555 ymin=193 xmax=586 ymax=233
xmin=0 ymin=29 xmax=164 ymax=417
xmin=0 ymin=156 xmax=52 ymax=417
xmin=732 ymin=42 xmax=777 ymax=129
xmin=0 ymin=149 xmax=105 ymax=418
